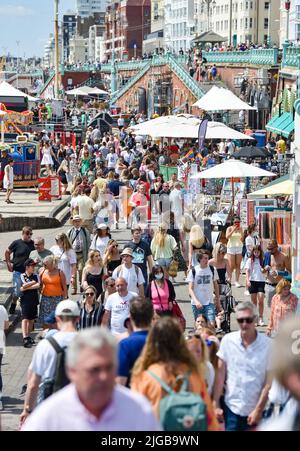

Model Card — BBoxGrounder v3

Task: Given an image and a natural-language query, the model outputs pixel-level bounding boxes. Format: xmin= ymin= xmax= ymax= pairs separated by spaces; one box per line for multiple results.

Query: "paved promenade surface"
xmin=0 ymin=221 xmax=270 ymax=431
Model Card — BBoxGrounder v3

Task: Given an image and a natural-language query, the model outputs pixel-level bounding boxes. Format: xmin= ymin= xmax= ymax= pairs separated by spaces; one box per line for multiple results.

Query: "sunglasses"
xmin=107 ymin=284 xmax=115 ymax=287
xmin=112 ymin=245 xmax=118 ymax=248
xmin=85 ymin=292 xmax=95 ymax=297
xmin=237 ymin=317 xmax=255 ymax=324
xmin=26 ymin=232 xmax=33 ymax=236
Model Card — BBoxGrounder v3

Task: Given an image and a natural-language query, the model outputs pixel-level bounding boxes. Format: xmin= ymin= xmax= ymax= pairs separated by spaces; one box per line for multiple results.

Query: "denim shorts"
xmin=154 ymin=258 xmax=172 ymax=268
xmin=13 ymin=271 xmax=22 ymax=299
xmin=192 ymin=303 xmax=216 ymax=322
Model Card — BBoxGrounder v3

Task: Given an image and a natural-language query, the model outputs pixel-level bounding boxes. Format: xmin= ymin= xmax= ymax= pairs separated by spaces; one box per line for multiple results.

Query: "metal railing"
xmin=202 ymin=48 xmax=279 ymax=66
xmin=282 ymin=43 xmax=300 ymax=68
xmin=110 ymin=62 xmax=151 ymax=104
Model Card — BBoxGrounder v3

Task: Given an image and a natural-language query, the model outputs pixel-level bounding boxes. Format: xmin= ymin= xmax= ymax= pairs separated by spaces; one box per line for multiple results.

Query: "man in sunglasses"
xmin=5 ymin=226 xmax=35 ymax=314
xmin=213 ymin=301 xmax=272 ymax=431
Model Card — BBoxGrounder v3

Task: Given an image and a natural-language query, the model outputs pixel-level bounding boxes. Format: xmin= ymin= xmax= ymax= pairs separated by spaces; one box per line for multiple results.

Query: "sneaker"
xmin=244 ymin=290 xmax=250 ymax=296
xmin=28 ymin=337 xmax=35 ymax=345
xmin=258 ymin=318 xmax=266 ymax=327
xmin=9 ymin=303 xmax=16 ymax=314
xmin=23 ymin=337 xmax=32 ymax=348
xmin=235 ymin=282 xmax=242 ymax=288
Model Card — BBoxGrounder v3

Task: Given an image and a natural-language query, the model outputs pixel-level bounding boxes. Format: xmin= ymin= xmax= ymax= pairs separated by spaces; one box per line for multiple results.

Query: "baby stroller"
xmin=218 ymin=282 xmax=237 ymax=334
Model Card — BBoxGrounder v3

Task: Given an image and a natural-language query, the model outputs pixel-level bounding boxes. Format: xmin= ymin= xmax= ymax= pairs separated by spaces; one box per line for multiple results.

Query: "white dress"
xmin=41 ymin=147 xmax=54 ymax=165
xmin=3 ymin=165 xmax=14 ymax=189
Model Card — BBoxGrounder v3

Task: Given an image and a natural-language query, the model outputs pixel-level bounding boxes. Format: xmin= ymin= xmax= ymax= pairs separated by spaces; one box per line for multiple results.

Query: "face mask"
xmin=155 ymin=273 xmax=164 ymax=280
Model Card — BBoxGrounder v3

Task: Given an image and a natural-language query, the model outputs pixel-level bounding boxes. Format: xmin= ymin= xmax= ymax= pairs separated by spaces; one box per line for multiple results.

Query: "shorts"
xmin=154 ymin=258 xmax=172 ymax=268
xmin=12 ymin=271 xmax=22 ymax=299
xmin=249 ymin=281 xmax=265 ymax=294
xmin=191 ymin=303 xmax=216 ymax=322
xmin=20 ymin=300 xmax=38 ymax=320
xmin=227 ymin=247 xmax=243 ymax=256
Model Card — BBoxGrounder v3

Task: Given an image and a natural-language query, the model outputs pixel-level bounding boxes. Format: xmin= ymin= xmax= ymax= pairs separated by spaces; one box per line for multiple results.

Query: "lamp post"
xmin=285 ymin=0 xmax=291 ymax=41
xmin=201 ymin=0 xmax=216 ymax=32
xmin=54 ymin=0 xmax=60 ymax=99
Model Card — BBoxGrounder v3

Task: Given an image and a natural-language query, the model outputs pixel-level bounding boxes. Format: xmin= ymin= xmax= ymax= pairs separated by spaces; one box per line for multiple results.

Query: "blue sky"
xmin=0 ymin=0 xmax=75 ymax=58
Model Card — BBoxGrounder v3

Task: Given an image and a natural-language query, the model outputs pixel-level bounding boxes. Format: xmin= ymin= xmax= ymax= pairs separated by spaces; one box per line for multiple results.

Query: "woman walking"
xmin=41 ymin=142 xmax=56 ymax=175
xmin=209 ymin=243 xmax=231 ymax=285
xmin=103 ymin=239 xmax=121 ymax=276
xmin=81 ymin=250 xmax=104 ymax=298
xmin=3 ymin=158 xmax=14 ymax=204
xmin=150 ymin=225 xmax=177 ymax=274
xmin=266 ymin=280 xmax=298 ymax=337
xmin=90 ymin=224 xmax=111 ymax=258
xmin=146 ymin=265 xmax=175 ymax=316
xmin=78 ymin=285 xmax=104 ymax=329
xmin=131 ymin=316 xmax=219 ymax=431
xmin=39 ymin=255 xmax=67 ymax=327
xmin=245 ymin=245 xmax=266 ymax=326
xmin=226 ymin=216 xmax=244 ymax=287
xmin=50 ymin=233 xmax=77 ymax=292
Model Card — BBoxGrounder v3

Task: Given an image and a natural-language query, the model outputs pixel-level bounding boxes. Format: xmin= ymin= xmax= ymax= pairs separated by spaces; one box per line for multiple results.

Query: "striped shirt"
xmin=78 ymin=304 xmax=103 ymax=329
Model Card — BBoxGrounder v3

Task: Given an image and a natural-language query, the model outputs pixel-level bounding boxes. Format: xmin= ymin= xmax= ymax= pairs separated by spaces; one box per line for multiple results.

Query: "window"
xmin=296 ymin=23 xmax=300 ymax=39
xmin=296 ymin=5 xmax=300 ymax=20
xmin=250 ymin=17 xmax=253 ymax=28
xmin=240 ymin=18 xmax=243 ymax=29
xmin=221 ymin=5 xmax=224 ymax=14
xmin=245 ymin=18 xmax=248 ymax=29
xmin=265 ymin=2 xmax=269 ymax=9
xmin=225 ymin=5 xmax=229 ymax=13
xmin=264 ymin=18 xmax=268 ymax=29
xmin=216 ymin=21 xmax=220 ymax=31
xmin=246 ymin=1 xmax=248 ymax=9
xmin=221 ymin=21 xmax=223 ymax=31
xmin=217 ymin=6 xmax=220 ymax=14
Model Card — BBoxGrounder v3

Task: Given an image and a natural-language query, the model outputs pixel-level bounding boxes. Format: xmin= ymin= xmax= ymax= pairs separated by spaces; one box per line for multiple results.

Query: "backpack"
xmin=192 ymin=265 xmax=215 ymax=280
xmin=37 ymin=336 xmax=70 ymax=404
xmin=147 ymin=370 xmax=207 ymax=431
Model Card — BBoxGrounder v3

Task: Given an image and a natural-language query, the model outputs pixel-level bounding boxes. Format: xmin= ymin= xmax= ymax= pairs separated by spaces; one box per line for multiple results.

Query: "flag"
xmin=198 ymin=118 xmax=208 ymax=153
xmin=183 ymin=149 xmax=194 ymax=160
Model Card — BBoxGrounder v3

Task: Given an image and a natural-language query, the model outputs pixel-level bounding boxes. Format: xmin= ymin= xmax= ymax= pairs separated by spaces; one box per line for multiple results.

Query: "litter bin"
xmin=254 ymin=131 xmax=266 ymax=147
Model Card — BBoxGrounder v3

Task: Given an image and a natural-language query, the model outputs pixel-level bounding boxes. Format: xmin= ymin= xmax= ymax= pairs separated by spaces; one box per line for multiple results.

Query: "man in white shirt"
xmin=187 ymin=250 xmax=221 ymax=327
xmin=74 ymin=187 xmax=95 ymax=234
xmin=102 ymin=278 xmax=137 ymax=336
xmin=117 ymin=115 xmax=125 ymax=130
xmin=213 ymin=301 xmax=272 ymax=431
xmin=112 ymin=248 xmax=145 ymax=296
xmin=169 ymin=181 xmax=183 ymax=228
xmin=226 ymin=139 xmax=236 ymax=156
xmin=21 ymin=328 xmax=160 ymax=431
xmin=19 ymin=300 xmax=79 ymax=427
xmin=106 ymin=148 xmax=118 ymax=170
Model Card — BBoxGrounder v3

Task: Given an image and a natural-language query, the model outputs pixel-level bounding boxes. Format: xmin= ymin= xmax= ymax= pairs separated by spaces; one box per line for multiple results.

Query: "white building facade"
xmin=194 ymin=0 xmax=280 ymax=47
xmin=76 ymin=0 xmax=108 ymax=18
xmin=69 ymin=35 xmax=89 ymax=64
xmin=279 ymin=0 xmax=300 ymax=45
xmin=164 ymin=0 xmax=196 ymax=53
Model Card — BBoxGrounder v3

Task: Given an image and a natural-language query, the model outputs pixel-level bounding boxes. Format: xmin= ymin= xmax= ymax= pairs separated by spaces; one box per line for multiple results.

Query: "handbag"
xmin=172 ymin=300 xmax=186 ymax=331
xmin=168 ymin=258 xmax=179 ymax=278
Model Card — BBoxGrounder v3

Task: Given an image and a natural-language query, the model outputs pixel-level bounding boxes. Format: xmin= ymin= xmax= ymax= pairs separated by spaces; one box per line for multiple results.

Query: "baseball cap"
xmin=72 ymin=215 xmax=82 ymax=221
xmin=55 ymin=300 xmax=80 ymax=317
xmin=97 ymin=223 xmax=109 ymax=230
xmin=24 ymin=258 xmax=37 ymax=267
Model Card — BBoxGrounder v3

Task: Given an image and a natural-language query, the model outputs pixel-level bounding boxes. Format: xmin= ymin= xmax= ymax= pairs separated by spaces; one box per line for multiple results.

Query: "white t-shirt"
xmin=50 ymin=246 xmax=77 ymax=284
xmin=186 ymin=265 xmax=219 ymax=306
xmin=245 ymin=257 xmax=265 ymax=282
xmin=169 ymin=189 xmax=183 ymax=217
xmin=104 ymin=291 xmax=136 ymax=335
xmin=76 ymin=196 xmax=95 ymax=220
xmin=245 ymin=234 xmax=260 ymax=253
xmin=90 ymin=235 xmax=110 ymax=258
xmin=30 ymin=331 xmax=78 ymax=380
xmin=106 ymin=153 xmax=118 ymax=169
xmin=0 ymin=306 xmax=9 ymax=354
xmin=112 ymin=265 xmax=145 ymax=295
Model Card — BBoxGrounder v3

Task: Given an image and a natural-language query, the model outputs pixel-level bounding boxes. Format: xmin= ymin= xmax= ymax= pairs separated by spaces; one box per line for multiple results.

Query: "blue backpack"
xmin=147 ymin=370 xmax=207 ymax=431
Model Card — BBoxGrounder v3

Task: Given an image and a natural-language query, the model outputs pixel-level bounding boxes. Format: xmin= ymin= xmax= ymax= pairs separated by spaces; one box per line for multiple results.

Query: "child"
xmin=245 ymin=245 xmax=266 ymax=326
xmin=20 ymin=259 xmax=40 ymax=348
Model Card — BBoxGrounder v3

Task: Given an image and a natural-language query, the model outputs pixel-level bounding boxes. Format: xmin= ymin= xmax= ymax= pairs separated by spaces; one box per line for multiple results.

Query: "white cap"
xmin=55 ymin=300 xmax=80 ymax=317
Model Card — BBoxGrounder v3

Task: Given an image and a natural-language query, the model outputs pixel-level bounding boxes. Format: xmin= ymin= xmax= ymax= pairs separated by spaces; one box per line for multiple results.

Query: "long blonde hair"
xmin=82 ymin=285 xmax=99 ymax=307
xmin=152 ymin=225 xmax=167 ymax=249
xmin=186 ymin=332 xmax=209 ymax=377
xmin=55 ymin=233 xmax=72 ymax=252
xmin=189 ymin=225 xmax=204 ymax=248
xmin=85 ymin=250 xmax=103 ymax=270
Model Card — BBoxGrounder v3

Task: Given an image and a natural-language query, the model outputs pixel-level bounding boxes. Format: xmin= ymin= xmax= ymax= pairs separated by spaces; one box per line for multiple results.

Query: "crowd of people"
xmin=0 ymin=112 xmax=299 ymax=431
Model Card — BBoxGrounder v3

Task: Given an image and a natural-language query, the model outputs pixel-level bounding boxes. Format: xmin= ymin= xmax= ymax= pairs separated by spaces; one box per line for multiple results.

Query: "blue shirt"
xmin=117 ymin=331 xmax=148 ymax=382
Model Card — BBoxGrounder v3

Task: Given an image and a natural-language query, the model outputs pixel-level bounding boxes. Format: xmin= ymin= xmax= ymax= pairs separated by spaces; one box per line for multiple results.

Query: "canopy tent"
xmin=0 ymin=81 xmax=39 ymax=102
xmin=265 ymin=112 xmax=294 ymax=138
xmin=192 ymin=86 xmax=256 ymax=111
xmin=190 ymin=159 xmax=276 ymax=206
xmin=190 ymin=160 xmax=276 ymax=179
xmin=248 ymin=178 xmax=293 ymax=197
xmin=66 ymin=86 xmax=109 ymax=96
xmin=130 ymin=114 xmax=254 ymax=140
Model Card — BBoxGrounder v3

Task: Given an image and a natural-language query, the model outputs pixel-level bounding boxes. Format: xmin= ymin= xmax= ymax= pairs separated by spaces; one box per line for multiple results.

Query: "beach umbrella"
xmin=233 ymin=146 xmax=271 ymax=159
xmin=193 ymin=85 xmax=256 ymax=111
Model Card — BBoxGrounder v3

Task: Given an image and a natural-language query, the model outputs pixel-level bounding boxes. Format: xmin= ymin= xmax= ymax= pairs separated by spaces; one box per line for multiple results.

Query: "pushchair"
xmin=217 ymin=282 xmax=237 ymax=334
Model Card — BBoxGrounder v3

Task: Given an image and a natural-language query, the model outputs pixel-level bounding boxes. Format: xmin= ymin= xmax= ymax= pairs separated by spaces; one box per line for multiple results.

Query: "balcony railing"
xmin=202 ymin=48 xmax=279 ymax=66
xmin=282 ymin=42 xmax=300 ymax=68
